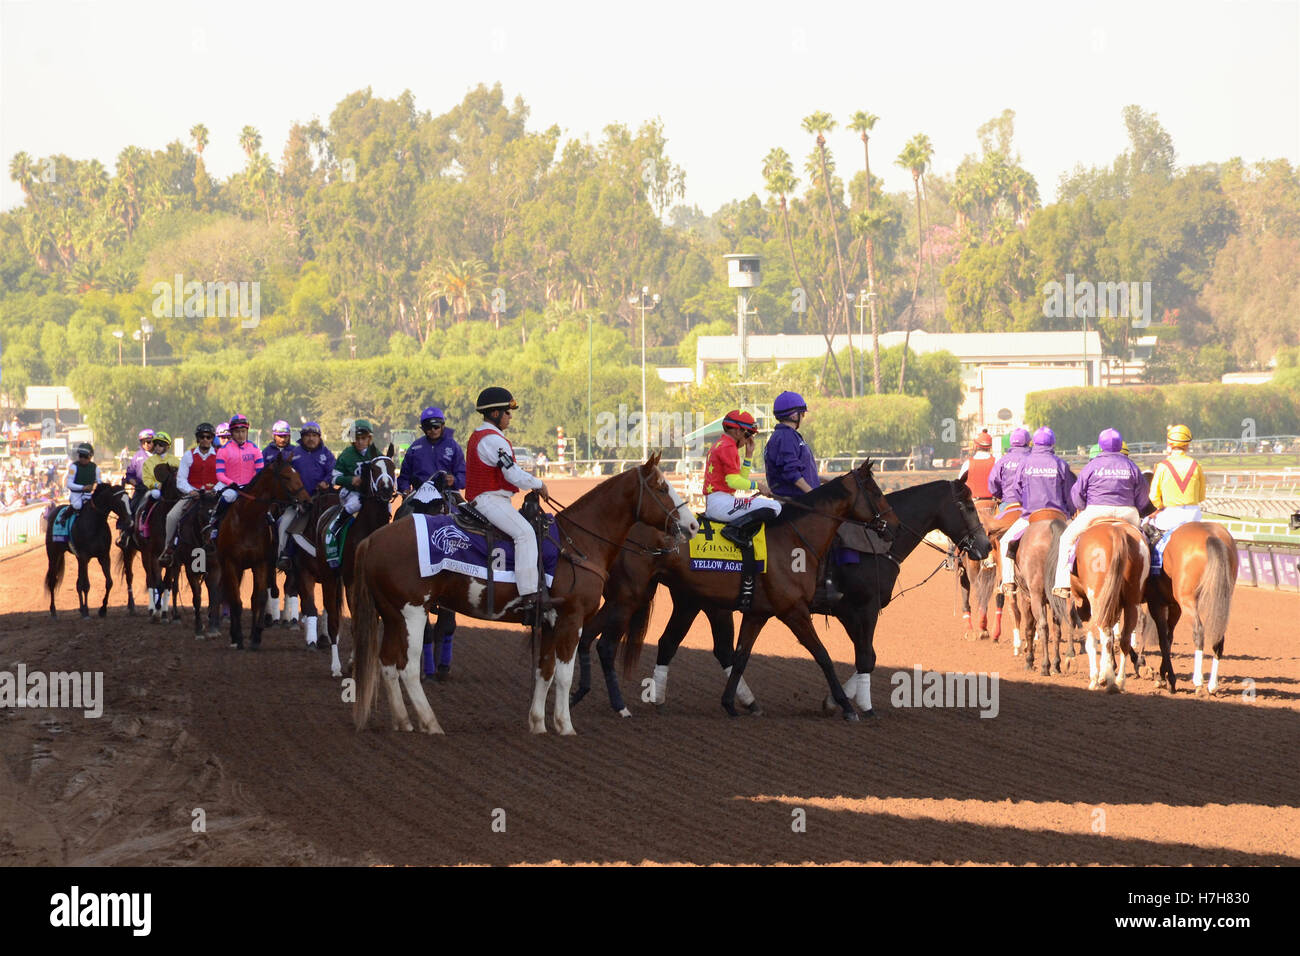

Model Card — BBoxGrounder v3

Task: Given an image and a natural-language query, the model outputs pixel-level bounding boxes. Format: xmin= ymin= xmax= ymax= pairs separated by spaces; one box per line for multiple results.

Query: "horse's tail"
xmin=1092 ymin=526 xmax=1126 ymax=629
xmin=350 ymin=536 xmax=381 ymax=731
xmin=45 ymin=541 xmax=66 ymax=599
xmin=619 ymin=589 xmax=657 ymax=679
xmin=1197 ymin=533 xmax=1234 ymax=652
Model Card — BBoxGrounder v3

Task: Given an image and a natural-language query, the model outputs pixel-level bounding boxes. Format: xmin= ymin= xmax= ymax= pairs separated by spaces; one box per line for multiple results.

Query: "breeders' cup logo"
xmin=430 ymin=524 xmax=472 ymax=553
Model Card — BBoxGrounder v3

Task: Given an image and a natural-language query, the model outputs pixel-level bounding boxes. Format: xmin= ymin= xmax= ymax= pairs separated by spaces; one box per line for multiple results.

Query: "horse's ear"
xmin=387 ymin=443 xmax=395 ymax=458
xmin=645 ymin=450 xmax=661 ymax=470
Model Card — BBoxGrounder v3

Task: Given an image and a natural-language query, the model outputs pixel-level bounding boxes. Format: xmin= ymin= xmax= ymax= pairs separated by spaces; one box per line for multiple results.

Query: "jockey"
xmin=465 ymin=387 xmax=549 ymax=610
xmin=763 ymin=391 xmax=818 ymax=496
xmin=398 ymin=405 xmax=467 ymax=508
xmin=119 ymin=428 xmax=155 ymax=546
xmin=705 ymin=410 xmax=782 ymax=547
xmin=160 ymin=423 xmax=219 ymax=566
xmin=213 ymin=421 xmax=230 ymax=450
xmin=999 ymin=427 xmax=1076 ymax=594
xmin=66 ymin=443 xmax=100 ymax=511
xmin=332 ymin=420 xmax=381 ymax=521
xmin=142 ymin=432 xmax=181 ymax=500
xmin=1143 ymin=424 xmax=1207 ymax=574
xmin=1051 ymin=428 xmax=1151 ymax=599
xmin=988 ymin=426 xmax=1031 ymax=516
xmin=263 ymin=420 xmax=293 ymax=464
xmin=957 ymin=430 xmax=996 ymax=508
xmin=275 ymin=422 xmax=336 ymax=569
xmin=209 ymin=413 xmax=264 ymax=531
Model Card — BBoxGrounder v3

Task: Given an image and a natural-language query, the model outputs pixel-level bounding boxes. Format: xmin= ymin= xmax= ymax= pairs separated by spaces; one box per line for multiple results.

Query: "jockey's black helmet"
xmin=475 ymin=387 xmax=519 ymax=413
xmin=196 ymin=422 xmax=215 ymax=438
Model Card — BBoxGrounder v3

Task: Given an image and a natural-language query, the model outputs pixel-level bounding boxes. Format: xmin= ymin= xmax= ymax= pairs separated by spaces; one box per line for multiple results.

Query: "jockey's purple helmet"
xmin=1098 ymin=428 xmax=1123 ymax=453
xmin=773 ymin=391 xmax=807 ymax=419
xmin=272 ymin=420 xmax=291 ymax=436
xmin=299 ymin=422 xmax=321 ymax=436
xmin=420 ymin=406 xmax=445 ymax=425
xmin=1032 ymin=426 xmax=1056 ymax=447
xmin=1009 ymin=427 xmax=1030 ymax=447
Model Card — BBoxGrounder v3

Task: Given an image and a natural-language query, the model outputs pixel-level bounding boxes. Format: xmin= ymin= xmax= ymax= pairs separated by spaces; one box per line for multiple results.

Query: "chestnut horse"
xmin=45 ymin=483 xmax=132 ymax=618
xmin=350 ymin=456 xmax=687 ymax=735
xmin=216 ymin=457 xmax=311 ymax=650
xmin=956 ymin=499 xmax=1001 ymax=641
xmin=1142 ymin=522 xmax=1237 ymax=695
xmin=292 ymin=446 xmax=395 ymax=677
xmin=609 ymin=461 xmax=897 ymax=720
xmin=1011 ymin=511 xmax=1075 ymax=675
xmin=1069 ymin=519 xmax=1148 ymax=692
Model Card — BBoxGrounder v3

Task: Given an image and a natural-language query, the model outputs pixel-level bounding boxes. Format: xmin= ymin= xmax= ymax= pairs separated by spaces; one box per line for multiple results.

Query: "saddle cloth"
xmin=51 ymin=505 xmax=76 ymax=543
xmin=689 ymin=519 xmax=768 ymax=572
xmin=413 ymin=512 xmax=558 ymax=585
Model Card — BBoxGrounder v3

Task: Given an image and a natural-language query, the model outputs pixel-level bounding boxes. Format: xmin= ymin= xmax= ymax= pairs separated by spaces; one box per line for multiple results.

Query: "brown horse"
xmin=1142 ymin=521 xmax=1237 ymax=695
xmin=172 ymin=490 xmax=223 ymax=639
xmin=45 ymin=483 xmax=132 ymax=618
xmin=292 ymin=446 xmax=395 ymax=677
xmin=350 ymin=456 xmax=686 ymax=735
xmin=216 ymin=458 xmax=311 ymax=650
xmin=612 ymin=461 xmax=897 ymax=720
xmin=957 ymin=499 xmax=1000 ymax=641
xmin=1070 ymin=519 xmax=1148 ymax=692
xmin=1011 ymin=511 xmax=1076 ymax=675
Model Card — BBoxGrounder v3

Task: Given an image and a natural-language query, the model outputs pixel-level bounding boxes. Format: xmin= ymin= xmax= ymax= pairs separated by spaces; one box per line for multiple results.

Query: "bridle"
xmin=540 ymin=464 xmax=685 ymax=562
xmin=633 ymin=464 xmax=683 ymax=542
xmin=362 ymin=455 xmax=397 ymax=503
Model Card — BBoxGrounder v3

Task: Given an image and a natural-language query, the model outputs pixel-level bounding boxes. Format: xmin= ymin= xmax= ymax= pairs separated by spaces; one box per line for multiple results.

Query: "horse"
xmin=291 ymin=446 xmax=396 ymax=678
xmin=588 ymin=480 xmax=989 ymax=719
xmin=395 ymin=478 xmax=465 ymax=680
xmin=44 ymin=483 xmax=132 ymax=618
xmin=606 ymin=461 xmax=897 ymax=720
xmin=1010 ymin=510 xmax=1076 ymax=675
xmin=173 ymin=490 xmax=223 ymax=639
xmin=216 ymin=457 xmax=311 ymax=650
xmin=349 ymin=455 xmax=687 ymax=735
xmin=1069 ymin=518 xmax=1148 ymax=692
xmin=1141 ymin=522 xmax=1237 ymax=695
xmin=129 ymin=464 xmax=182 ymax=623
xmin=956 ymin=497 xmax=1001 ymax=641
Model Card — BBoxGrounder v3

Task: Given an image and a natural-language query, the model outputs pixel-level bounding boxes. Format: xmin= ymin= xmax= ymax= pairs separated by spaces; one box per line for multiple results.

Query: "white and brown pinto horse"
xmin=350 ymin=455 xmax=695 ymax=735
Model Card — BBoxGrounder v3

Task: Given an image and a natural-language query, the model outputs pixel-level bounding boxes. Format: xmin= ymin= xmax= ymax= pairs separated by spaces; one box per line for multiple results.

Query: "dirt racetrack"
xmin=2 ymin=476 xmax=1298 ymax=866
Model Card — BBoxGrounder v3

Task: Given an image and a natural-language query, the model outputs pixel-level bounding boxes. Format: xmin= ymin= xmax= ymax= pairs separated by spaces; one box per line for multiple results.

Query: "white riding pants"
xmin=1053 ymin=505 xmax=1139 ymax=589
xmin=472 ymin=492 xmax=539 ymax=596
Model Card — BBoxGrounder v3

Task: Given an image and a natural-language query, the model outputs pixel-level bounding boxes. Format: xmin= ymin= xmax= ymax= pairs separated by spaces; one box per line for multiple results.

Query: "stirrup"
xmin=159 ymin=548 xmax=174 ymax=567
xmin=720 ymin=521 xmax=758 ymax=548
xmin=276 ymin=553 xmax=292 ymax=571
xmin=1000 ymin=581 xmax=1017 ymax=595
xmin=1051 ymin=586 xmax=1071 ymax=600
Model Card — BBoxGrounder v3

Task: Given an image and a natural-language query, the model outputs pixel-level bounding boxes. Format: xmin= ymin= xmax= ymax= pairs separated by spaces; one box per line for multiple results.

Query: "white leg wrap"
xmin=653 ymin=664 xmax=669 ymax=704
xmin=1086 ymin=633 xmax=1098 ymax=684
xmin=1208 ymin=655 xmax=1220 ymax=693
xmin=854 ymin=671 xmax=872 ymax=711
xmin=330 ymin=643 xmax=341 ymax=679
xmin=1193 ymin=649 xmax=1204 ymax=685
xmin=305 ymin=616 xmax=318 ymax=646
xmin=722 ymin=664 xmax=755 ymax=706
xmin=288 ymin=595 xmax=300 ymax=620
xmin=1013 ymin=627 xmax=1022 ymax=656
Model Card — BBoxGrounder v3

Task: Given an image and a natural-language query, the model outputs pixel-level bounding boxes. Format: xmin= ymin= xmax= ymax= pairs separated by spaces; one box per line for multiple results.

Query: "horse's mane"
xmin=766 ymin=471 xmax=852 ymax=526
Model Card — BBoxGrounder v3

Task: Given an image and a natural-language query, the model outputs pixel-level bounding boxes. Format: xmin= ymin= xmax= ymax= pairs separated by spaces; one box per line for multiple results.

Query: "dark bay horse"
xmin=216 ymin=458 xmax=311 ymax=650
xmin=45 ymin=483 xmax=132 ymax=618
xmin=292 ymin=446 xmax=395 ymax=678
xmin=129 ymin=464 xmax=182 ymax=624
xmin=350 ymin=456 xmax=687 ymax=735
xmin=174 ymin=490 xmax=223 ymax=639
xmin=1141 ymin=521 xmax=1237 ymax=695
xmin=608 ymin=461 xmax=898 ymax=720
xmin=1070 ymin=519 xmax=1148 ymax=692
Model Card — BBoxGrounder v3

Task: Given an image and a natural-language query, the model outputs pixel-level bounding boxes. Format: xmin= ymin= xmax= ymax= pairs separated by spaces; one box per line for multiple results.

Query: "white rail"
xmin=0 ymin=503 xmax=47 ymax=549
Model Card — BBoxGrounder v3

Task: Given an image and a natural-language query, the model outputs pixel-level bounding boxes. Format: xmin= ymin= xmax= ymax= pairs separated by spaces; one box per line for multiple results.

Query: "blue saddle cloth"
xmin=413 ymin=513 xmax=559 ymax=585
xmin=51 ymin=506 xmax=76 ymax=543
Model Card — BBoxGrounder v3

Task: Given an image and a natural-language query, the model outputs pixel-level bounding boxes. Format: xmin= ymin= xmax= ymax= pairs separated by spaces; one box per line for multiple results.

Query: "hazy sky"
xmin=2 ymin=0 xmax=1297 ymax=215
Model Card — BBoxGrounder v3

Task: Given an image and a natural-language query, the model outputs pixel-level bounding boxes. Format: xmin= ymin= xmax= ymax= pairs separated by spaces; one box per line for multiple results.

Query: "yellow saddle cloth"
xmin=689 ymin=519 xmax=768 ymax=571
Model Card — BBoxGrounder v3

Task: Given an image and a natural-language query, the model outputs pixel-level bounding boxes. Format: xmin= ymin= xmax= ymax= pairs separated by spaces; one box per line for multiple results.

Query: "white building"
xmin=694 ymin=330 xmax=1110 ymax=434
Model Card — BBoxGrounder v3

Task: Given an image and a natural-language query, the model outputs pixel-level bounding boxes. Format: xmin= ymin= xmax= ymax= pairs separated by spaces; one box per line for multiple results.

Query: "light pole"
xmin=132 ymin=317 xmax=152 ymax=367
xmin=587 ymin=313 xmax=593 ymax=465
xmin=112 ymin=330 xmax=124 ymax=366
xmin=628 ymin=286 xmax=659 ymax=461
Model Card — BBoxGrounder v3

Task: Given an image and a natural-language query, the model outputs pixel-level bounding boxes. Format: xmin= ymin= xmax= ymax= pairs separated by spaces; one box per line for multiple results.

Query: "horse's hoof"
xmin=963 ymin=629 xmax=977 ymax=642
xmin=617 ymin=708 xmax=632 ymax=718
xmin=1063 ymin=658 xmax=1075 ymax=674
xmin=841 ymin=709 xmax=860 ymax=722
xmin=1051 ymin=662 xmax=1062 ymax=676
xmin=436 ymin=667 xmax=450 ymax=682
xmin=823 ymin=694 xmax=839 ymax=715
xmin=194 ymin=633 xmax=205 ymax=641
xmin=1106 ymin=682 xmax=1121 ymax=695
xmin=49 ymin=611 xmax=57 ymax=619
xmin=1194 ymin=684 xmax=1208 ymax=698
xmin=1023 ymin=658 xmax=1034 ymax=671
xmin=1039 ymin=665 xmax=1050 ymax=677
xmin=860 ymin=708 xmax=875 ymax=718
xmin=1088 ymin=678 xmax=1098 ymax=690
xmin=1138 ymin=663 xmax=1154 ymax=680
xmin=231 ymin=642 xmax=243 ymax=650
xmin=977 ymin=629 xmax=990 ymax=641
xmin=98 ymin=608 xmax=107 ymax=618
xmin=721 ymin=700 xmax=740 ymax=718
xmin=744 ymin=701 xmax=763 ymax=716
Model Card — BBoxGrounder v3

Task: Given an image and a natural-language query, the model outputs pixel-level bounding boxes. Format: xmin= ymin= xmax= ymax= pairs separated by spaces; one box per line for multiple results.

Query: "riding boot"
xmin=720 ymin=514 xmax=764 ymax=548
xmin=812 ymin=568 xmax=844 ymax=611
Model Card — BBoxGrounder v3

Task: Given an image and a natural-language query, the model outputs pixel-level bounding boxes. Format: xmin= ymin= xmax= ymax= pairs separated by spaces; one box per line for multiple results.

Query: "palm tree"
xmin=427 ymin=258 xmax=492 ymax=324
xmin=115 ymin=146 xmax=145 ymax=239
xmin=239 ymin=126 xmax=262 ymax=160
xmin=763 ymin=148 xmax=846 ymax=396
xmin=247 ymin=152 xmax=274 ymax=224
xmin=190 ymin=123 xmax=209 ymax=158
xmin=803 ymin=111 xmax=855 ymax=396
xmin=895 ymin=133 xmax=934 ymax=393
xmin=9 ymin=152 xmax=36 ymax=204
xmin=848 ymin=110 xmax=883 ymax=394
